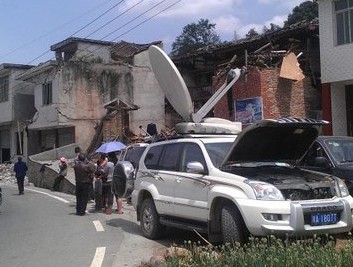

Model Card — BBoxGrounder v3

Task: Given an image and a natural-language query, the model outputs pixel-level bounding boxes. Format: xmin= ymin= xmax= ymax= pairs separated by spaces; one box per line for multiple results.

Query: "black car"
xmin=299 ymin=136 xmax=353 ymax=193
xmin=0 ymin=187 xmax=2 ymax=205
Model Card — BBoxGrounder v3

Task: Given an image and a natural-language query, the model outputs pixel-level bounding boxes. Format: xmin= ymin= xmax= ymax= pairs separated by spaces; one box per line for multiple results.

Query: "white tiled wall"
xmin=331 ymin=83 xmax=347 ymax=135
xmin=319 ymin=0 xmax=353 ymax=83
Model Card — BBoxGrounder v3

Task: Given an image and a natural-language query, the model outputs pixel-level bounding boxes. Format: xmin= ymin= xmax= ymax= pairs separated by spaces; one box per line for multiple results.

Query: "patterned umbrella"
xmin=95 ymin=140 xmax=126 ymax=154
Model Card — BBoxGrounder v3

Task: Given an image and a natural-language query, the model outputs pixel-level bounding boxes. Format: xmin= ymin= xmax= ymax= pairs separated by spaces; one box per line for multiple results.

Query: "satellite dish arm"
xmin=191 ymin=68 xmax=244 ymax=123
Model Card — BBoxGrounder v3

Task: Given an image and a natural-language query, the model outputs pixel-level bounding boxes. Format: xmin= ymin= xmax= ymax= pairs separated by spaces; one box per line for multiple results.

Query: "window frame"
xmin=42 ymin=81 xmax=53 ymax=105
xmin=334 ymin=0 xmax=353 ymax=45
xmin=0 ymin=76 xmax=9 ymax=102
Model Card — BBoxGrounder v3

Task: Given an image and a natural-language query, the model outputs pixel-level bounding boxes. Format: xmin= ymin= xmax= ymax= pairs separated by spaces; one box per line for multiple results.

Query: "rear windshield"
xmin=204 ymin=142 xmax=233 ymax=167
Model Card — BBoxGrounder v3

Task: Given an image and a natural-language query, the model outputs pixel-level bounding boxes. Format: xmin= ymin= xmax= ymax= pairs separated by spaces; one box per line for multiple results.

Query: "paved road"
xmin=0 ymin=184 xmax=168 ymax=267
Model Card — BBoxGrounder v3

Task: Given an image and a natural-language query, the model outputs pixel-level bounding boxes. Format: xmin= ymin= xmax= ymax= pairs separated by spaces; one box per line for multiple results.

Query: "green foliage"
xmin=245 ymin=28 xmax=260 ymax=39
xmin=263 ymin=23 xmax=282 ymax=34
xmin=170 ymin=19 xmax=221 ymax=58
xmin=284 ymin=0 xmax=318 ymax=27
xmin=163 ymin=234 xmax=353 ymax=267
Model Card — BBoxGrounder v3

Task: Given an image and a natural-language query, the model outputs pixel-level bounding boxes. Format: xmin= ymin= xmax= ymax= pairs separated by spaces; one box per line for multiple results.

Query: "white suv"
xmin=115 ymin=118 xmax=353 ymax=244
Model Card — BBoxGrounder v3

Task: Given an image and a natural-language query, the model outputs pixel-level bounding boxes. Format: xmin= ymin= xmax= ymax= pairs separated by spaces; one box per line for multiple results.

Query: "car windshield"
xmin=204 ymin=142 xmax=233 ymax=167
xmin=324 ymin=138 xmax=353 ymax=163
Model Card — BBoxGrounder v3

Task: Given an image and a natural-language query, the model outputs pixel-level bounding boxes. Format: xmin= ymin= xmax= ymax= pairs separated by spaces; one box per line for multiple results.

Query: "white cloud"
xmin=213 ymin=15 xmax=242 ymax=39
xmin=264 ymin=15 xmax=287 ymax=27
xmin=120 ymin=0 xmax=241 ymax=19
xmin=258 ymin=0 xmax=306 ymax=8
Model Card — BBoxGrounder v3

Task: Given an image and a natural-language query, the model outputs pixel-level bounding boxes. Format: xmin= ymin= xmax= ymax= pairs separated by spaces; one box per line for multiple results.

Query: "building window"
xmin=0 ymin=76 xmax=9 ymax=102
xmin=335 ymin=0 xmax=353 ymax=45
xmin=42 ymin=82 xmax=52 ymax=105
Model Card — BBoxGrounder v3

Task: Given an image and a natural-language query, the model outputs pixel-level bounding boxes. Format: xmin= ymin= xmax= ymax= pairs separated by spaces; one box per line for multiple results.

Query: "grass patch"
xmin=149 ymin=233 xmax=353 ymax=267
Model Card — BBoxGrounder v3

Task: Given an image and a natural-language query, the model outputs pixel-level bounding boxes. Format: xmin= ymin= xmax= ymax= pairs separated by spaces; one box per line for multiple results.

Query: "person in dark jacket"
xmin=73 ymin=153 xmax=95 ymax=216
xmin=52 ymin=157 xmax=68 ymax=191
xmin=13 ymin=157 xmax=28 ymax=195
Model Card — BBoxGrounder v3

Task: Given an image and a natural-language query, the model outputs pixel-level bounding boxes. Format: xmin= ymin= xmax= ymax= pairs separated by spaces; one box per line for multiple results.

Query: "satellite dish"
xmin=148 ymin=45 xmax=244 ymax=133
xmin=148 ymin=45 xmax=193 ymax=122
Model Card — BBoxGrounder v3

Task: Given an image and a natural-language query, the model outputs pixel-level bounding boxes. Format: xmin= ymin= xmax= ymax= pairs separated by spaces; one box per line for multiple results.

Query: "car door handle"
xmin=176 ymin=178 xmax=181 ymax=183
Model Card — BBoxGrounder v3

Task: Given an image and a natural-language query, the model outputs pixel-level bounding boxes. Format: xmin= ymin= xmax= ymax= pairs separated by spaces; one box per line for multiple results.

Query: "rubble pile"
xmin=0 ymin=163 xmax=16 ymax=184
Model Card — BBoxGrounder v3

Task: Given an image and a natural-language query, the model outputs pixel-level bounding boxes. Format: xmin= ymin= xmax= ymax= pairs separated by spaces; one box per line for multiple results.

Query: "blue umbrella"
xmin=95 ymin=140 xmax=126 ymax=154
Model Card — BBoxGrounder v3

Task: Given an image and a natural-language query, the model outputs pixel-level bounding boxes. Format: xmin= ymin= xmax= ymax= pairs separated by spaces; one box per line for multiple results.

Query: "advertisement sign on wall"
xmin=235 ymin=97 xmax=263 ymax=124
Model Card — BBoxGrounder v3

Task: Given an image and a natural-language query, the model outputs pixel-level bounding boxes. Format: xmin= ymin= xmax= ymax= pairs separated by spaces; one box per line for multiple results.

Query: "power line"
xmin=101 ymin=0 xmax=169 ymax=40
xmin=30 ymin=0 xmax=183 ymax=64
xmin=85 ymin=0 xmax=145 ymax=38
xmin=111 ymin=0 xmax=182 ymax=41
xmin=0 ymin=0 xmax=116 ymax=62
xmin=72 ymin=0 xmax=125 ymax=37
xmin=81 ymin=0 xmax=182 ymax=60
xmin=26 ymin=0 xmax=126 ymax=64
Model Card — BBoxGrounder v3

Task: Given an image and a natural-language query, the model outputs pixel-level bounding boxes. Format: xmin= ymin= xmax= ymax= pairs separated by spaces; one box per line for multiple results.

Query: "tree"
xmin=170 ymin=19 xmax=221 ymax=57
xmin=284 ymin=0 xmax=318 ymax=27
xmin=263 ymin=23 xmax=282 ymax=34
xmin=245 ymin=28 xmax=259 ymax=39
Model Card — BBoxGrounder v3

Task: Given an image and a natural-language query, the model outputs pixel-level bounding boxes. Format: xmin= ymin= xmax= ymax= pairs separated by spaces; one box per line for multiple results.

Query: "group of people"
xmin=73 ymin=150 xmax=123 ymax=216
xmin=12 ymin=148 xmax=124 ymax=217
xmin=92 ymin=152 xmax=123 ymax=215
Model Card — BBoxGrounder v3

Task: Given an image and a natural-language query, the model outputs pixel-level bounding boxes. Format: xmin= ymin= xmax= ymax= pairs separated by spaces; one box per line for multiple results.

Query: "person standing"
xmin=14 ymin=157 xmax=28 ymax=195
xmin=73 ymin=153 xmax=95 ymax=216
xmin=103 ymin=158 xmax=115 ymax=215
xmin=52 ymin=157 xmax=68 ymax=191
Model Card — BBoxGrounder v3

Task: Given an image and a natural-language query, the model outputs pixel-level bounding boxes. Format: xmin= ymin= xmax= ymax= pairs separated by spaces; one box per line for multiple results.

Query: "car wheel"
xmin=221 ymin=204 xmax=245 ymax=244
xmin=112 ymin=161 xmax=135 ymax=198
xmin=140 ymin=198 xmax=164 ymax=239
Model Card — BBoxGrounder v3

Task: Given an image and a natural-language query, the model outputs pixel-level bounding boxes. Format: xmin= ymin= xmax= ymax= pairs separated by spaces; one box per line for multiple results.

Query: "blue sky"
xmin=0 ymin=0 xmax=307 ymax=65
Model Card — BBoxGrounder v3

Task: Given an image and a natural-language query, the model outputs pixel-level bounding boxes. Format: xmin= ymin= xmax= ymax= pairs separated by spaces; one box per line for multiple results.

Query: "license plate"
xmin=311 ymin=213 xmax=338 ymax=226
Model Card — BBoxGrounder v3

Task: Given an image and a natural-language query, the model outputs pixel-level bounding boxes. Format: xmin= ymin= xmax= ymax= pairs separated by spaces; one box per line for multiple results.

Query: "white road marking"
xmin=90 ymin=247 xmax=106 ymax=267
xmin=93 ymin=220 xmax=104 ymax=232
xmin=25 ymin=188 xmax=70 ymax=203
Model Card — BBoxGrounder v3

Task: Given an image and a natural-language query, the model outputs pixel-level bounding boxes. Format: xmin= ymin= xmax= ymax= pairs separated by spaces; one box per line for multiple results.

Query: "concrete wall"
xmin=0 ymin=68 xmax=35 ymax=162
xmin=130 ymin=50 xmax=165 ymax=134
xmin=0 ymin=68 xmax=34 ymax=124
xmin=27 ymin=143 xmax=78 ymax=194
xmin=75 ymin=43 xmax=112 ymax=64
xmin=319 ymin=0 xmax=353 ymax=83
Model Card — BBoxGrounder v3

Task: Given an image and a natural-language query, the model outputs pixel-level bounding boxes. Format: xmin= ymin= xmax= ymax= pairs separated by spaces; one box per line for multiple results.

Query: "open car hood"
xmin=221 ymin=118 xmax=329 ymax=166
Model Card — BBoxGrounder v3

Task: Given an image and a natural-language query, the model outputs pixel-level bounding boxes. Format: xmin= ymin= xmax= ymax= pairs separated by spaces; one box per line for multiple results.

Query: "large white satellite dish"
xmin=148 ymin=45 xmax=244 ymax=133
xmin=148 ymin=45 xmax=193 ymax=122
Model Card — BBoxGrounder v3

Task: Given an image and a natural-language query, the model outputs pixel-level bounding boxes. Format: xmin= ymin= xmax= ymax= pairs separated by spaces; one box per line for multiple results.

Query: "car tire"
xmin=113 ymin=161 xmax=135 ymax=198
xmin=140 ymin=198 xmax=164 ymax=239
xmin=221 ymin=204 xmax=245 ymax=244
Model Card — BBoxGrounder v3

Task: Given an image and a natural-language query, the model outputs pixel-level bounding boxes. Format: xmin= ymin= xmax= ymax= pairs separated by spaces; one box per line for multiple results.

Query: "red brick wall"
xmin=213 ymin=66 xmax=321 ymax=121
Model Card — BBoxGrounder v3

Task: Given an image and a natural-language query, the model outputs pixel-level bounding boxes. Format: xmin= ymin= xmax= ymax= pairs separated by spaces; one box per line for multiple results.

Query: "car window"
xmin=325 ymin=139 xmax=353 ymax=163
xmin=145 ymin=145 xmax=163 ymax=169
xmin=180 ymin=143 xmax=207 ymax=172
xmin=125 ymin=147 xmax=147 ymax=168
xmin=204 ymin=142 xmax=233 ymax=167
xmin=159 ymin=143 xmax=182 ymax=171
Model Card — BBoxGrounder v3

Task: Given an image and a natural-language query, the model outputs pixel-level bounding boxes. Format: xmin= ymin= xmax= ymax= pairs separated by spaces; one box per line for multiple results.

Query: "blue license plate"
xmin=311 ymin=213 xmax=338 ymax=226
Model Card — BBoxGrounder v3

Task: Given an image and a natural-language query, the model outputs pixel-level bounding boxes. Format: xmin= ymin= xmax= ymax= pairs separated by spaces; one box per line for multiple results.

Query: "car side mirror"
xmin=186 ymin=162 xmax=205 ymax=174
xmin=313 ymin=156 xmax=330 ymax=169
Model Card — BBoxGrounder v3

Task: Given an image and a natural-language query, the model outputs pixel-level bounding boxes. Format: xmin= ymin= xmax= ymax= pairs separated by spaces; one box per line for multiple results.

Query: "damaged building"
xmin=16 ymin=38 xmax=165 ymax=158
xmin=172 ymin=19 xmax=322 ymax=128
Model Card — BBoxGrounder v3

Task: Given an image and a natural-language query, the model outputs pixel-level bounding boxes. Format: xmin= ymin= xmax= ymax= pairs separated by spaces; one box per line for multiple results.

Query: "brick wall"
xmin=213 ymin=66 xmax=321 ymax=121
xmin=103 ymin=112 xmax=123 ymax=141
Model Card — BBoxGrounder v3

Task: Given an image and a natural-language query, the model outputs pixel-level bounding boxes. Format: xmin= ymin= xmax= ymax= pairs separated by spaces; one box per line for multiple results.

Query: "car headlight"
xmin=247 ymin=180 xmax=284 ymax=200
xmin=337 ymin=178 xmax=350 ymax=197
